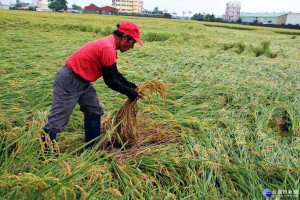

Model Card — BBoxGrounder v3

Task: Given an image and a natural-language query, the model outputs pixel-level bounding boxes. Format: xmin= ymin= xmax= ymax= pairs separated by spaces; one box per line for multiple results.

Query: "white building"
xmin=139 ymin=0 xmax=143 ymax=14
xmin=277 ymin=13 xmax=300 ymax=25
xmin=36 ymin=0 xmax=51 ymax=11
xmin=0 ymin=0 xmax=9 ymax=9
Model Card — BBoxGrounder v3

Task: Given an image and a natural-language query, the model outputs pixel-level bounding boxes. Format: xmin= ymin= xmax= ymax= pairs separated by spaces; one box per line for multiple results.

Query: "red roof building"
xmin=84 ymin=5 xmax=118 ymax=15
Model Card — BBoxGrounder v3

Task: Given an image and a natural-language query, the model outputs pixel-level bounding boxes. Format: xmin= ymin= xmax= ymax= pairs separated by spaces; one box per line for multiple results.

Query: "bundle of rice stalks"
xmin=99 ymin=79 xmax=178 ymax=150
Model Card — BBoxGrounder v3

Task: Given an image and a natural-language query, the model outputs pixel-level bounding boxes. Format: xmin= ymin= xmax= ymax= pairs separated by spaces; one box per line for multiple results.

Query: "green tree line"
xmin=191 ymin=13 xmax=223 ymax=22
xmin=48 ymin=0 xmax=83 ymax=12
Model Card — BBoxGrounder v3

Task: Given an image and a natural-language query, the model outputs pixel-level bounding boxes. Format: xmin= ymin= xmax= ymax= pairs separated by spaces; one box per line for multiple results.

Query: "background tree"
xmin=28 ymin=6 xmax=36 ymax=11
xmin=72 ymin=4 xmax=82 ymax=11
xmin=48 ymin=0 xmax=68 ymax=12
xmin=182 ymin=11 xmax=186 ymax=16
xmin=204 ymin=13 xmax=214 ymax=21
xmin=90 ymin=3 xmax=96 ymax=6
xmin=153 ymin=7 xmax=159 ymax=14
xmin=191 ymin=13 xmax=223 ymax=22
xmin=191 ymin=13 xmax=204 ymax=21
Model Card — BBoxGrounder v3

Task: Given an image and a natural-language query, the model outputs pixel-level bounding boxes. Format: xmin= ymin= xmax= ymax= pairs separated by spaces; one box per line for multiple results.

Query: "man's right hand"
xmin=136 ymin=91 xmax=145 ymax=100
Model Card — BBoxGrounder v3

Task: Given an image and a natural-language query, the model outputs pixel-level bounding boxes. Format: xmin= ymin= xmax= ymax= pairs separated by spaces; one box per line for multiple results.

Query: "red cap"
xmin=117 ymin=21 xmax=143 ymax=47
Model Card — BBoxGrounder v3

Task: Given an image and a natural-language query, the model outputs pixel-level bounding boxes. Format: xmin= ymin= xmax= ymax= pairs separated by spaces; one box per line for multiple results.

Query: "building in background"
xmin=138 ymin=0 xmax=143 ymax=14
xmin=99 ymin=6 xmax=118 ymax=15
xmin=84 ymin=5 xmax=102 ymax=14
xmin=277 ymin=13 xmax=300 ymax=25
xmin=36 ymin=0 xmax=50 ymax=11
xmin=84 ymin=5 xmax=118 ymax=15
xmin=240 ymin=12 xmax=287 ymax=24
xmin=224 ymin=1 xmax=241 ymax=22
xmin=0 ymin=0 xmax=10 ymax=9
xmin=112 ymin=0 xmax=143 ymax=14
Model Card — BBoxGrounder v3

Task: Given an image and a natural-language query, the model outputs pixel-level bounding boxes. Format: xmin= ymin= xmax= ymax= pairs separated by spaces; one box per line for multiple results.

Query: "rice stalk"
xmin=99 ymin=79 xmax=172 ymax=149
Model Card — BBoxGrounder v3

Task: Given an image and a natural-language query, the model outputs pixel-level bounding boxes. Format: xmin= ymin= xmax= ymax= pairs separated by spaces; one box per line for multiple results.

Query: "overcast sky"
xmin=2 ymin=0 xmax=300 ymax=16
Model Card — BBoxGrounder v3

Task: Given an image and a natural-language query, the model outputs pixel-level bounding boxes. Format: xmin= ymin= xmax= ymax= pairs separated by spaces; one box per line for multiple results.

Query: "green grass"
xmin=0 ymin=10 xmax=299 ymax=199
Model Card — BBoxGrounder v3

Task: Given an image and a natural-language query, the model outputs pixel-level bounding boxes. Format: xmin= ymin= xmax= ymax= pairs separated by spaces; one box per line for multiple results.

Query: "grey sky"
xmin=2 ymin=0 xmax=300 ymax=15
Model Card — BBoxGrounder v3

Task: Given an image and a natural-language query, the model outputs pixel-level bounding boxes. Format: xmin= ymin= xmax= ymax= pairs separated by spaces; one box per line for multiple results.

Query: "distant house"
xmin=8 ymin=2 xmax=35 ymax=10
xmin=277 ymin=13 xmax=300 ymax=25
xmin=240 ymin=12 xmax=287 ymax=24
xmin=36 ymin=0 xmax=51 ymax=12
xmin=84 ymin=5 xmax=102 ymax=14
xmin=84 ymin=5 xmax=117 ymax=15
xmin=0 ymin=3 xmax=9 ymax=10
xmin=99 ymin=6 xmax=118 ymax=15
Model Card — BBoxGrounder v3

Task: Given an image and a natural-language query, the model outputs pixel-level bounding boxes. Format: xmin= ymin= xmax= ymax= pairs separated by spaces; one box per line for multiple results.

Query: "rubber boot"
xmin=41 ymin=128 xmax=57 ymax=157
xmin=84 ymin=114 xmax=101 ymax=148
xmin=42 ymin=128 xmax=57 ymax=142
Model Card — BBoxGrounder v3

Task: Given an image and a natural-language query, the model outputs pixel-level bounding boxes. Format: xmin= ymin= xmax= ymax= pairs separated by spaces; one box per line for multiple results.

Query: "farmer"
xmin=42 ymin=21 xmax=144 ymax=148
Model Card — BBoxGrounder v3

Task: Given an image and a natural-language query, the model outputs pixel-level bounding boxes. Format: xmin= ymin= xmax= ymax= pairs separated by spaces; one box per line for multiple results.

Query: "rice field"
xmin=0 ymin=10 xmax=299 ymax=199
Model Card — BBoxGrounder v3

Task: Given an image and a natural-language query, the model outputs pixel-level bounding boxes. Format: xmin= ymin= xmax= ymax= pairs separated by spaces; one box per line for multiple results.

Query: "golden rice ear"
xmin=139 ymin=79 xmax=167 ymax=103
xmin=114 ymin=79 xmax=167 ymax=148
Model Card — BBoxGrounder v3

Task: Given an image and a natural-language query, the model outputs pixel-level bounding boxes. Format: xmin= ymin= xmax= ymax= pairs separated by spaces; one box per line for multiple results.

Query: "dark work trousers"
xmin=43 ymin=64 xmax=104 ymax=133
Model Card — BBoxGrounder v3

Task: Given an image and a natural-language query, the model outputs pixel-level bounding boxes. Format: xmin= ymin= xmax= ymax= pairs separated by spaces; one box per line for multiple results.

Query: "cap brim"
xmin=134 ymin=37 xmax=143 ymax=47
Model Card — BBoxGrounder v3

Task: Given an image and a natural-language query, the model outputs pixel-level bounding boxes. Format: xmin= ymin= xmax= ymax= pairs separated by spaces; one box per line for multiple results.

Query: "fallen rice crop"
xmin=0 ymin=10 xmax=299 ymax=199
xmin=98 ymin=79 xmax=178 ymax=149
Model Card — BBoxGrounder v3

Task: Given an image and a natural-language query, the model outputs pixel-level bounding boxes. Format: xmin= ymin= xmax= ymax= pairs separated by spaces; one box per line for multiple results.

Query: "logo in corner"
xmin=262 ymin=189 xmax=272 ymax=197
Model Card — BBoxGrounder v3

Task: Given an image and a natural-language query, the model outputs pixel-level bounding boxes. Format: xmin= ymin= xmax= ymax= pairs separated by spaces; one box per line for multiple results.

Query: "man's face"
xmin=119 ymin=36 xmax=136 ymax=53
